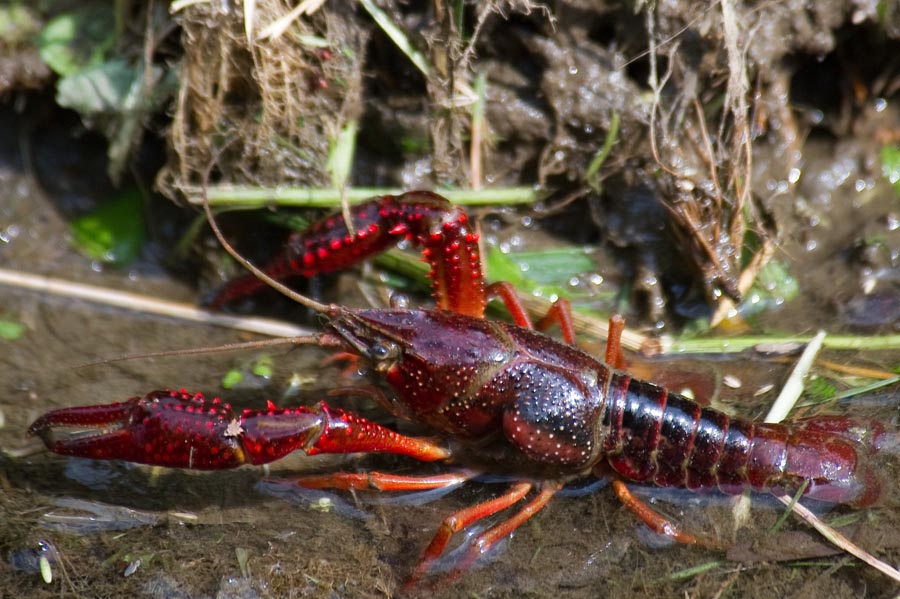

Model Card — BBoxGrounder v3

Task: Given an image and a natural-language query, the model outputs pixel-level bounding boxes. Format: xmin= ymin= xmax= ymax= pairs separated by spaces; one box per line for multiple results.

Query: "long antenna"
xmin=200 ymin=155 xmax=332 ymax=314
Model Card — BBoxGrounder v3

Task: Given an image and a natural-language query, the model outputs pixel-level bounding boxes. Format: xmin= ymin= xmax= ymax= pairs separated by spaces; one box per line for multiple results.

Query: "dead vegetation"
xmin=158 ymin=0 xmax=368 ymax=197
xmin=144 ymin=0 xmax=896 ymax=323
xmin=3 ymin=2 xmax=898 ymax=321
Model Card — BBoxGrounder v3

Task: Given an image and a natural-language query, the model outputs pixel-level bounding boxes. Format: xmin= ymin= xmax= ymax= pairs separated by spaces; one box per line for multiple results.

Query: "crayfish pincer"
xmin=28 ymin=191 xmax=894 ymax=586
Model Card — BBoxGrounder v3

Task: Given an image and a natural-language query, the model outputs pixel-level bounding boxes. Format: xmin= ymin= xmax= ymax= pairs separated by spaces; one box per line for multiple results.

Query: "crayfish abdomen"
xmin=600 ymin=375 xmax=885 ymax=507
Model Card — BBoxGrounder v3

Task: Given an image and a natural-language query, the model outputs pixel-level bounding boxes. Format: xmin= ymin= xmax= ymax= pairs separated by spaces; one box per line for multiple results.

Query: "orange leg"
xmin=405 ymin=482 xmax=534 ymax=586
xmin=485 ymin=281 xmax=534 ymax=329
xmin=611 ymin=480 xmax=721 ymax=548
xmin=490 ymin=287 xmax=625 ymax=372
xmin=605 ymin=314 xmax=626 ymax=369
xmin=452 ymin=483 xmax=559 ymax=573
xmin=487 ymin=281 xmax=578 ymax=348
xmin=295 ymin=471 xmax=472 ymax=491
xmin=536 ymin=297 xmax=576 ymax=345
xmin=320 ymin=351 xmax=361 ymax=378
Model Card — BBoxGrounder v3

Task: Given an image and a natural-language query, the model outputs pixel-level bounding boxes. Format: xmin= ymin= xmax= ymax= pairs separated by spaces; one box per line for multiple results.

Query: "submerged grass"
xmin=665 ymin=560 xmax=724 ymax=581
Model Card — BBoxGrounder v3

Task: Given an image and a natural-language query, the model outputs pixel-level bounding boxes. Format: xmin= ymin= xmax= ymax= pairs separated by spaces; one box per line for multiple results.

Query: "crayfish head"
xmin=327 ymin=308 xmax=514 ymax=429
xmin=326 ymin=308 xmax=509 ymax=373
xmin=325 ymin=308 xmax=411 ymax=372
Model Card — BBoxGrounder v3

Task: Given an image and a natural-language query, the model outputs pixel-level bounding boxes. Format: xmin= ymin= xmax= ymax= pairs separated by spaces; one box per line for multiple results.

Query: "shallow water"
xmin=2 ymin=155 xmax=900 ymax=599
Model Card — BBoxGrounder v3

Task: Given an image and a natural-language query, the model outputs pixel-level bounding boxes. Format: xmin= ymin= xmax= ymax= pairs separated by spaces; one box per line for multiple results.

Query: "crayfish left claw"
xmin=29 ymin=398 xmax=144 ymax=457
xmin=30 ymin=390 xmax=450 ymax=470
xmin=28 ymin=390 xmax=248 ymax=469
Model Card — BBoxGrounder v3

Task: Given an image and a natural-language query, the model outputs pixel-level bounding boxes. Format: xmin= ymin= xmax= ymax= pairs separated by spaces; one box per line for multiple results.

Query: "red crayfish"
xmin=29 ymin=191 xmax=891 ymax=587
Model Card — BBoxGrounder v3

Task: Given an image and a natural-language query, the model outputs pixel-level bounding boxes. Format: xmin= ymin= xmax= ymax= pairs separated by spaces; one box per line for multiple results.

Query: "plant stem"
xmin=182 ymin=186 xmax=538 ymax=208
xmin=670 ymin=334 xmax=900 ymax=354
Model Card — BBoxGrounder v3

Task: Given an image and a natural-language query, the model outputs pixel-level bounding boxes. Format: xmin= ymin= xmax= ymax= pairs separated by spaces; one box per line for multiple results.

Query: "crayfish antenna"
xmin=198 ymin=157 xmax=332 ymax=315
xmin=74 ymin=334 xmax=339 ymax=369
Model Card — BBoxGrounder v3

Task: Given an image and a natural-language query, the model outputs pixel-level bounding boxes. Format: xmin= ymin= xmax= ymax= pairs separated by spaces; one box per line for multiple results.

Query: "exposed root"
xmin=158 ymin=0 xmax=367 ymax=198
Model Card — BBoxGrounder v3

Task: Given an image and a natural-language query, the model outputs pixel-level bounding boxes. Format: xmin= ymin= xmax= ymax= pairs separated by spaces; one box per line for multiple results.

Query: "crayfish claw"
xmin=28 ymin=390 xmax=248 ymax=469
xmin=28 ymin=398 xmax=142 ymax=458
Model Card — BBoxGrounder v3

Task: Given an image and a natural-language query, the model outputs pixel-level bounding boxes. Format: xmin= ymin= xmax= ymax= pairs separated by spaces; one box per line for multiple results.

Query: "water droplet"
xmin=390 ymin=293 xmax=410 ymax=309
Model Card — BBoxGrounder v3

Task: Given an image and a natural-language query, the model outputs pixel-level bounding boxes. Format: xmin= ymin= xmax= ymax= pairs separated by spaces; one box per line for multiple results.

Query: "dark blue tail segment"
xmin=602 ymin=375 xmax=757 ymax=493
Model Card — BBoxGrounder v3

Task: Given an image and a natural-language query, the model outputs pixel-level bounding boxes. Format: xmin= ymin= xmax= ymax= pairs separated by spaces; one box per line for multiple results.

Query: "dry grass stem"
xmin=0 ymin=267 xmax=311 ymax=338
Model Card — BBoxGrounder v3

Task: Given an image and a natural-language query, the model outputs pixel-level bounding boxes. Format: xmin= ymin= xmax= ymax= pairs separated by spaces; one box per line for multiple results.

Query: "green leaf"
xmin=56 ymin=59 xmax=178 ymax=183
xmin=827 ymin=512 xmax=861 ymax=528
xmin=485 ymin=247 xmax=600 ymax=300
xmin=70 ymin=188 xmax=145 ymax=266
xmin=0 ymin=319 xmax=25 ymax=340
xmin=484 ymin=249 xmax=526 ymax=288
xmin=235 ymin=548 xmax=251 ymax=579
xmin=38 ymin=3 xmax=116 ymax=77
xmin=251 ymin=355 xmax=274 ymax=379
xmin=881 ymin=144 xmax=900 ymax=195
xmin=55 ymin=59 xmax=136 ymax=115
xmin=756 ymin=260 xmax=799 ymax=299
xmin=400 ymin=134 xmax=429 ymax=155
xmin=221 ymin=369 xmax=244 ymax=390
xmin=806 ymin=377 xmax=837 ymax=402
xmin=739 ymin=259 xmax=799 ymax=317
xmin=487 ymin=247 xmax=596 ymax=286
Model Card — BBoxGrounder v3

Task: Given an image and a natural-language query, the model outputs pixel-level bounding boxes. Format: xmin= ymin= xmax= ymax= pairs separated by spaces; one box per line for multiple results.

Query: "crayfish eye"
xmin=369 ymin=341 xmax=399 ymax=362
